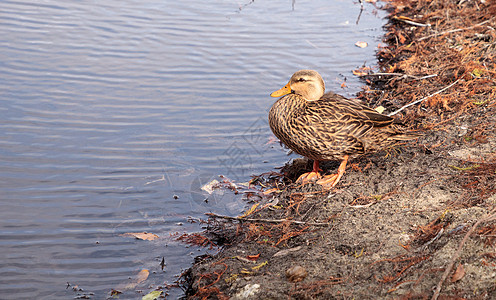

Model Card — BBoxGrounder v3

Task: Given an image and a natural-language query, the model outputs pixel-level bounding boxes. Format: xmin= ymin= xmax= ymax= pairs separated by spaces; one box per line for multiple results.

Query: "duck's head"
xmin=270 ymin=70 xmax=325 ymax=101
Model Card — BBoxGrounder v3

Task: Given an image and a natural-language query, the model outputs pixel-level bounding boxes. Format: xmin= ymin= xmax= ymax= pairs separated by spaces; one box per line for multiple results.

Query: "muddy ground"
xmin=182 ymin=0 xmax=496 ymax=299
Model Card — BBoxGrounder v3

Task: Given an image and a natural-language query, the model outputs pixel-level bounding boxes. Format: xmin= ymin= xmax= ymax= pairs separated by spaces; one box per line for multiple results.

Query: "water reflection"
xmin=0 ymin=0 xmax=386 ymax=298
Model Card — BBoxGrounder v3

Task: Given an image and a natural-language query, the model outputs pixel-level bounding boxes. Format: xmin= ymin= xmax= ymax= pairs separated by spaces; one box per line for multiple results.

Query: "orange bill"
xmin=270 ymin=83 xmax=292 ymax=97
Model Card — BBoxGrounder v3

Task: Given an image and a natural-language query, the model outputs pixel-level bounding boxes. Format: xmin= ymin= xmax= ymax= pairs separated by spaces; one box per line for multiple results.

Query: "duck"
xmin=269 ymin=70 xmax=418 ymax=187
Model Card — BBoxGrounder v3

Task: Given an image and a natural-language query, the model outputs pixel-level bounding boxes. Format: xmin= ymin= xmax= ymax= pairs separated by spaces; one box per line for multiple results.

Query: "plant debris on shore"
xmin=183 ymin=0 xmax=496 ymax=299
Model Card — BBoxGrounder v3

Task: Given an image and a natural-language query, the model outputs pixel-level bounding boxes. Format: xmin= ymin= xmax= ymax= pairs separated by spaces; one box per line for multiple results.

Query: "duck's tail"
xmin=391 ymin=131 xmax=423 ymax=141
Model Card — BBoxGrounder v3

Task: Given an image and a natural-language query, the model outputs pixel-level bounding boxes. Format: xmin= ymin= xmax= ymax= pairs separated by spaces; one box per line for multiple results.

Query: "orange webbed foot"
xmin=316 ymin=155 xmax=349 ymax=188
xmin=296 ymin=171 xmax=321 ymax=184
xmin=316 ymin=174 xmax=339 ymax=187
xmin=295 ymin=160 xmax=323 ymax=185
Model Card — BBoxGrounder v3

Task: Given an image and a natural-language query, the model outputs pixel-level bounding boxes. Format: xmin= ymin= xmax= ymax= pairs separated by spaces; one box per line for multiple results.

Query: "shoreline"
xmin=183 ymin=0 xmax=496 ymax=299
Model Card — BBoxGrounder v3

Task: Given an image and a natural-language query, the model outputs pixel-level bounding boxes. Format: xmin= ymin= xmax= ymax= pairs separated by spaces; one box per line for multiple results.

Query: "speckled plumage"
xmin=269 ymin=70 xmax=418 ymax=185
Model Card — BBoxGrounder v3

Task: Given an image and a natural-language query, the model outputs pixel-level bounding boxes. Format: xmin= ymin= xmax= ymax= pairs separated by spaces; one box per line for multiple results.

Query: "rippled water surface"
xmin=0 ymin=0 xmax=386 ymax=298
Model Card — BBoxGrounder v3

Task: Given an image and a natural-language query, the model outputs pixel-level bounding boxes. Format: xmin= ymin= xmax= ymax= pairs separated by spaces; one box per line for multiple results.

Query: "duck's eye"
xmin=296 ymin=78 xmax=306 ymax=82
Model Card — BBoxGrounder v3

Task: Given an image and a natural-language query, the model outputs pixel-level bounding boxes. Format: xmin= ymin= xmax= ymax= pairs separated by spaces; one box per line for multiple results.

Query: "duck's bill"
xmin=270 ymin=83 xmax=291 ymax=97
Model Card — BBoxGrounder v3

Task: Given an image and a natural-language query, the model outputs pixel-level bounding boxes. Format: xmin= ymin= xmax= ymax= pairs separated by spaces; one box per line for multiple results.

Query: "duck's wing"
xmin=321 ymin=92 xmax=394 ymax=127
xmin=299 ymin=92 xmax=393 ymax=138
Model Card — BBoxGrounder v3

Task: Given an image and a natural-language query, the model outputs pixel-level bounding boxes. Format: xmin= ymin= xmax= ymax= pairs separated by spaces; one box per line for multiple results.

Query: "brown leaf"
xmin=353 ymin=66 xmax=372 ymax=76
xmin=247 ymin=254 xmax=260 ymax=261
xmin=451 ymin=264 xmax=465 ymax=282
xmin=396 ymin=15 xmax=414 ymax=21
xmin=234 ymin=255 xmax=253 ymax=263
xmin=120 ymin=269 xmax=150 ymax=290
xmin=273 ymin=246 xmax=303 ymax=257
xmin=121 ymin=232 xmax=159 ymax=241
xmin=386 ymin=64 xmax=397 ymax=73
xmin=353 ymin=70 xmax=367 ymax=76
xmin=136 ymin=269 xmax=149 ymax=284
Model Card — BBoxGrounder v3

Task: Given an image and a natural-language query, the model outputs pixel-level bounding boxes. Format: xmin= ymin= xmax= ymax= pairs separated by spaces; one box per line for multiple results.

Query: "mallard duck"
xmin=269 ymin=70 xmax=418 ymax=187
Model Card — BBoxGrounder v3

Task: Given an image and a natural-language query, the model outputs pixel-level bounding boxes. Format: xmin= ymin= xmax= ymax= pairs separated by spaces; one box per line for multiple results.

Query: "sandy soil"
xmin=182 ymin=0 xmax=496 ymax=299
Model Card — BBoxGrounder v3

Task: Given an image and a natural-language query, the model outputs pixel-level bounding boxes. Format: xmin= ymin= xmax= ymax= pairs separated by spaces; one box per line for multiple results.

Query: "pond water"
xmin=0 ymin=0 xmax=387 ymax=298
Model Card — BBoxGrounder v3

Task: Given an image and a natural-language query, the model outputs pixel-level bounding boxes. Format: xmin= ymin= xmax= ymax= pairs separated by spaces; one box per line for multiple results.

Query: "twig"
xmin=364 ymin=72 xmax=405 ymax=76
xmin=356 ymin=0 xmax=364 ymax=25
xmin=387 ymin=78 xmax=461 ymax=116
xmin=349 ymin=203 xmax=375 ymax=208
xmin=363 ymin=72 xmax=438 ymax=80
xmin=205 ymin=212 xmax=330 ymax=226
xmin=419 ymin=19 xmax=492 ymax=41
xmin=431 ymin=207 xmax=496 ymax=300
xmin=393 ymin=16 xmax=431 ymax=27
xmin=415 ymin=74 xmax=439 ymax=80
xmin=420 ymin=228 xmax=444 ymax=251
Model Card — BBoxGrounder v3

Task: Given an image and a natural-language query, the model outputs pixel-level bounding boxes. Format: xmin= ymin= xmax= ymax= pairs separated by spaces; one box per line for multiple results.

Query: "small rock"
xmin=286 ymin=265 xmax=308 ymax=282
xmin=233 ymin=283 xmax=260 ymax=299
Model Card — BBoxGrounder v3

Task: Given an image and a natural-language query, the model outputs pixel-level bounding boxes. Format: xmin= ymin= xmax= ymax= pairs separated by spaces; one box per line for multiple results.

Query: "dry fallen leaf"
xmin=396 ymin=15 xmax=415 ymax=21
xmin=386 ymin=64 xmax=397 ymax=73
xmin=121 ymin=232 xmax=159 ymax=241
xmin=136 ymin=269 xmax=149 ymax=284
xmin=120 ymin=269 xmax=150 ymax=290
xmin=247 ymin=254 xmax=260 ymax=261
xmin=451 ymin=264 xmax=465 ymax=282
xmin=201 ymin=179 xmax=219 ymax=194
xmin=240 ymin=203 xmax=260 ymax=218
xmin=273 ymin=246 xmax=303 ymax=257
xmin=352 ymin=67 xmax=372 ymax=76
xmin=234 ymin=255 xmax=254 ymax=263
xmin=142 ymin=290 xmax=162 ymax=300
xmin=355 ymin=41 xmax=368 ymax=48
xmin=374 ymin=106 xmax=385 ymax=114
xmin=252 ymin=260 xmax=268 ymax=270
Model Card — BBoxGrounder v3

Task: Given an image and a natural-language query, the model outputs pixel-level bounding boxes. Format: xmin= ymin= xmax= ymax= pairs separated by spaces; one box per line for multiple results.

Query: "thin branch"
xmin=387 ymin=78 xmax=461 ymax=116
xmin=392 ymin=16 xmax=431 ymax=27
xmin=415 ymin=74 xmax=439 ymax=80
xmin=431 ymin=207 xmax=496 ymax=300
xmin=356 ymin=0 xmax=364 ymax=25
xmin=365 ymin=72 xmax=405 ymax=76
xmin=205 ymin=212 xmax=330 ymax=226
xmin=419 ymin=19 xmax=492 ymax=41
xmin=363 ymin=72 xmax=438 ymax=80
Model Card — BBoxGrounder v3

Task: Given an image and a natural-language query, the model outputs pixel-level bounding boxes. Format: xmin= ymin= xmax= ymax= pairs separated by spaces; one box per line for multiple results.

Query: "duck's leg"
xmin=296 ymin=160 xmax=322 ymax=184
xmin=316 ymin=155 xmax=349 ymax=187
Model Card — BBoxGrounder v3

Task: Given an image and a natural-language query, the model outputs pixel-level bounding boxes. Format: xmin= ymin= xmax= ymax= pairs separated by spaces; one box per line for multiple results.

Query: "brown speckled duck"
xmin=269 ymin=70 xmax=418 ymax=187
